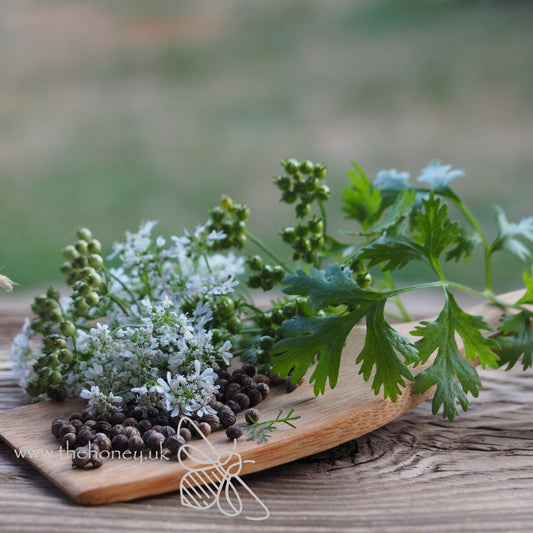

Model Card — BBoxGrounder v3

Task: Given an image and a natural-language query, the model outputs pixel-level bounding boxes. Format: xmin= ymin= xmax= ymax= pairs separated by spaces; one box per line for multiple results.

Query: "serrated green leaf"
xmin=444 ymin=228 xmax=481 ymax=263
xmin=282 ymin=264 xmax=382 ymax=315
xmin=356 ymin=300 xmax=419 ymax=402
xmin=491 ymin=206 xmax=533 ymax=261
xmin=412 ymin=194 xmax=461 ymax=265
xmin=343 ymin=188 xmax=417 ymax=237
xmin=357 ymin=233 xmax=425 ymax=272
xmin=497 ymin=311 xmax=533 ymax=370
xmin=341 ymin=163 xmax=382 ymax=230
xmin=517 ymin=267 xmax=533 ymax=305
xmin=412 ymin=290 xmax=499 ymax=421
xmin=272 ymin=311 xmax=363 ymax=395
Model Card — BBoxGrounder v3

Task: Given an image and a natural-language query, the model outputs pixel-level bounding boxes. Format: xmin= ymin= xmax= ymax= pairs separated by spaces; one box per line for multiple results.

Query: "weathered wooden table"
xmin=1 ymin=301 xmax=533 ymax=532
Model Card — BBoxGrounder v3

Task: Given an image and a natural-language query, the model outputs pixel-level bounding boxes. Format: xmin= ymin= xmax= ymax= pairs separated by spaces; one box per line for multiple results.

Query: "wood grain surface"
xmin=1 ymin=297 xmax=533 ymax=531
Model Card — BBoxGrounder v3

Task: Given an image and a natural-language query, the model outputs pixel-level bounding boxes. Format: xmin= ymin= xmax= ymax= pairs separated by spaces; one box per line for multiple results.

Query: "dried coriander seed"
xmin=61 ymin=432 xmax=77 ymax=449
xmin=218 ymin=409 xmax=236 ymax=428
xmin=164 ymin=434 xmax=186 ymax=456
xmin=92 ymin=433 xmax=112 ymax=453
xmin=128 ymin=435 xmax=144 ymax=453
xmin=244 ymin=408 xmax=260 ymax=424
xmin=179 ymin=428 xmax=192 ymax=442
xmin=111 ymin=433 xmax=129 ymax=452
xmin=225 ymin=425 xmax=243 ymax=441
xmin=51 ymin=418 xmax=66 ymax=438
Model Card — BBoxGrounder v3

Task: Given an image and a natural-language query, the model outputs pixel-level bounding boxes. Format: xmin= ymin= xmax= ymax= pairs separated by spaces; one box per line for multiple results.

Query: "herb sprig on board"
xmin=11 ymin=158 xmax=533 ymax=423
xmin=267 ymin=160 xmax=533 ymax=421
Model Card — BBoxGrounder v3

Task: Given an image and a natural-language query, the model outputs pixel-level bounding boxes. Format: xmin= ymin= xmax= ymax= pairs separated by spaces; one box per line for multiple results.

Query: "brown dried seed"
xmin=244 ymin=408 xmax=260 ymax=425
xmin=146 ymin=431 xmax=165 ymax=452
xmin=164 ymin=434 xmax=186 ymax=455
xmin=225 ymin=425 xmax=243 ymax=441
xmin=256 ymin=382 xmax=271 ymax=397
xmin=51 ymin=418 xmax=66 ymax=438
xmin=71 ymin=419 xmax=83 ymax=431
xmin=128 ymin=435 xmax=145 ymax=453
xmin=109 ymin=412 xmax=126 ymax=425
xmin=247 ymin=388 xmax=263 ymax=407
xmin=240 ymin=363 xmax=256 ymax=377
xmin=179 ymin=428 xmax=192 ymax=442
xmin=94 ymin=420 xmax=112 ymax=435
xmin=224 ymin=382 xmax=241 ymax=401
xmin=225 ymin=399 xmax=241 ymax=414
xmin=77 ymin=426 xmax=95 ymax=445
xmin=253 ymin=373 xmax=270 ymax=385
xmin=72 ymin=443 xmax=101 ymax=469
xmin=218 ymin=409 xmax=237 ymax=428
xmin=68 ymin=412 xmax=84 ymax=422
xmin=197 ymin=422 xmax=211 ymax=437
xmin=61 ymin=432 xmax=77 ymax=449
xmin=159 ymin=425 xmax=176 ymax=438
xmin=136 ymin=419 xmax=152 ymax=435
xmin=111 ymin=433 xmax=129 ymax=452
xmin=92 ymin=433 xmax=112 ymax=453
xmin=58 ymin=423 xmax=77 ymax=438
xmin=109 ymin=424 xmax=124 ymax=438
xmin=201 ymin=413 xmax=221 ymax=432
xmin=233 ymin=393 xmax=250 ymax=411
xmin=122 ymin=426 xmax=141 ymax=439
xmin=122 ymin=417 xmax=137 ymax=427
xmin=268 ymin=373 xmax=283 ymax=387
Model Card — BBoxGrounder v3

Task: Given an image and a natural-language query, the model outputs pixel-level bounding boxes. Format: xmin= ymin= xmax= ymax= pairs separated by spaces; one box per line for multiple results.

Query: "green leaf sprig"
xmin=245 ymin=408 xmax=301 ymax=444
xmin=258 ymin=160 xmax=533 ymax=421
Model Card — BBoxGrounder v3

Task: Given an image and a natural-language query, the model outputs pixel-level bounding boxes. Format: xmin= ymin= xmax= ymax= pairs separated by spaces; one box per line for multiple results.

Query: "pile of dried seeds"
xmin=51 ymin=364 xmax=296 ymax=469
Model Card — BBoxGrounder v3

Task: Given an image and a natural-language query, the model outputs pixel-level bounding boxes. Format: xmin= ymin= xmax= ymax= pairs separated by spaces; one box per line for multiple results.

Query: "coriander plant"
xmin=10 ymin=158 xmax=533 ymax=422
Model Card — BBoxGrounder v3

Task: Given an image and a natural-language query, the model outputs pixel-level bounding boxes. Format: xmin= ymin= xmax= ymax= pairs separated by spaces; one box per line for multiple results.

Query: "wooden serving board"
xmin=0 ymin=293 xmax=517 ymax=505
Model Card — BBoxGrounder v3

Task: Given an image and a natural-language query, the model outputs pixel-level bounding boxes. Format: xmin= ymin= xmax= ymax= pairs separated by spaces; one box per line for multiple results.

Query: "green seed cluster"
xmin=274 ymin=159 xmax=329 ymax=264
xmin=246 ymin=255 xmax=284 ymax=291
xmin=27 ymin=285 xmax=73 ymax=398
xmin=274 ymin=158 xmax=329 ymax=216
xmin=249 ymin=298 xmax=305 ymax=374
xmin=207 ymin=196 xmax=249 ymax=250
xmin=26 ymin=228 xmax=106 ymax=399
xmin=279 ymin=214 xmax=326 ymax=264
xmin=60 ymin=228 xmax=105 ymax=317
xmin=349 ymin=258 xmax=373 ymax=288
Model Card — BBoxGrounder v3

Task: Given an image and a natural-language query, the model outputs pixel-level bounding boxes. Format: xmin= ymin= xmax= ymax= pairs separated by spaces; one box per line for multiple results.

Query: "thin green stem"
xmin=383 ymin=271 xmax=413 ymax=322
xmin=105 ymin=268 xmax=137 ymax=302
xmin=246 ymin=231 xmax=295 ymax=275
xmin=446 ymin=191 xmax=493 ymax=293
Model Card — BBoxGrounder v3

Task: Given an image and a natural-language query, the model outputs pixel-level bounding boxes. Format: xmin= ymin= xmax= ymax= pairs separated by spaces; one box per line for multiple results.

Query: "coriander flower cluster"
xmin=11 ymin=220 xmax=245 ymax=418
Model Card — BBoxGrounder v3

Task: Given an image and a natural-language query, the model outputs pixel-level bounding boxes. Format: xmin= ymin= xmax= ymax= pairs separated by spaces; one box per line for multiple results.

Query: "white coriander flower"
xmin=417 ymin=160 xmax=464 ymax=190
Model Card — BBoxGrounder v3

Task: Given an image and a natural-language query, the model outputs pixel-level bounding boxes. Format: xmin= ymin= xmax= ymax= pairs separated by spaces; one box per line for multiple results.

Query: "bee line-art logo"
xmin=177 ymin=417 xmax=270 ymax=521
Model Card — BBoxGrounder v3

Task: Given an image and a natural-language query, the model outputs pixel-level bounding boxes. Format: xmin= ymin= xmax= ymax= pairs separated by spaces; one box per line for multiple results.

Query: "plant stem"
xmin=447 ymin=191 xmax=493 ymax=293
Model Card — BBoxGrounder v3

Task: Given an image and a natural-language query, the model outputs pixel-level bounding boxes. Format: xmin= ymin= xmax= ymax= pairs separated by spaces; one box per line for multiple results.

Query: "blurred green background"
xmin=1 ymin=0 xmax=533 ymax=297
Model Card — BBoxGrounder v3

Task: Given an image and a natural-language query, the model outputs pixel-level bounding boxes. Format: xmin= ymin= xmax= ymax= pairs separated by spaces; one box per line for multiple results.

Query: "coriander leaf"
xmin=444 ymin=228 xmax=480 ymax=263
xmin=272 ymin=311 xmax=363 ymax=394
xmin=357 ymin=233 xmax=425 ymax=272
xmin=497 ymin=311 xmax=533 ymax=370
xmin=342 ymin=163 xmax=382 ymax=230
xmin=412 ymin=290 xmax=499 ymax=420
xmin=491 ymin=206 xmax=533 ymax=261
xmin=344 ymin=188 xmax=417 ymax=237
xmin=417 ymin=160 xmax=464 ymax=192
xmin=282 ymin=264 xmax=382 ymax=315
xmin=412 ymin=193 xmax=461 ymax=268
xmin=517 ymin=267 xmax=533 ymax=305
xmin=356 ymin=299 xmax=419 ymax=402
